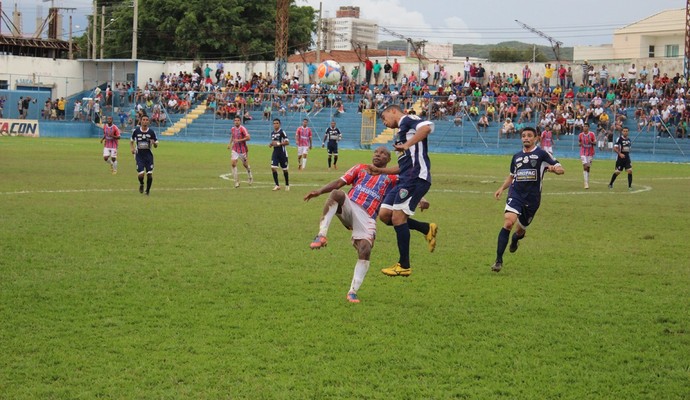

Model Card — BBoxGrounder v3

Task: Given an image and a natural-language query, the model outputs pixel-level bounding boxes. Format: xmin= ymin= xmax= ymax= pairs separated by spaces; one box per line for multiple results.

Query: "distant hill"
xmin=378 ymin=40 xmax=573 ymax=62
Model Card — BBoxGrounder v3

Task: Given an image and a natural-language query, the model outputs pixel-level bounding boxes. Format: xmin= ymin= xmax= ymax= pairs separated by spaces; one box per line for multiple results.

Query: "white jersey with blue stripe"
xmin=394 ymin=115 xmax=434 ymax=183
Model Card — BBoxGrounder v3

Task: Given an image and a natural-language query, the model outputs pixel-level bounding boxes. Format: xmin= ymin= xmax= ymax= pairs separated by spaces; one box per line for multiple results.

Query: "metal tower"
xmin=683 ymin=0 xmax=690 ymax=79
xmin=515 ymin=19 xmax=563 ymax=62
xmin=275 ymin=0 xmax=289 ymax=84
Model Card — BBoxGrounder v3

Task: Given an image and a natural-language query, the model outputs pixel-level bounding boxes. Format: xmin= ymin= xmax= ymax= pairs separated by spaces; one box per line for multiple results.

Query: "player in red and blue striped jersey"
xmin=578 ymin=123 xmax=596 ymax=189
xmin=305 ymin=147 xmax=425 ymax=303
xmin=100 ymin=116 xmax=121 ymax=174
xmin=295 ymin=118 xmax=313 ymax=170
xmin=228 ymin=116 xmax=253 ymax=188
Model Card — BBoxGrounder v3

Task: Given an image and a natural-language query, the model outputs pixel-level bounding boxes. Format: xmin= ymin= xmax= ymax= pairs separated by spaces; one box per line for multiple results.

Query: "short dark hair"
xmin=273 ymin=118 xmax=281 ymax=124
xmin=522 ymin=126 xmax=538 ymax=136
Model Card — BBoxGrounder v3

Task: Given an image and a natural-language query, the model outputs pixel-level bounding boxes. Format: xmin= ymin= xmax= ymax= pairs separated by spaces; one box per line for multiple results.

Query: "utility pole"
xmin=100 ymin=5 xmax=104 ymax=59
xmin=91 ymin=0 xmax=97 ymax=60
xmin=274 ymin=0 xmax=288 ymax=83
xmin=132 ymin=0 xmax=138 ymax=59
xmin=685 ymin=0 xmax=690 ymax=77
xmin=69 ymin=15 xmax=73 ymax=59
xmin=316 ymin=2 xmax=321 ymax=64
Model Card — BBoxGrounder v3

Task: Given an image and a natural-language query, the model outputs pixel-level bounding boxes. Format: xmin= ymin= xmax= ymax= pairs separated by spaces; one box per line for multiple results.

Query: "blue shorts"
xmin=381 ymin=177 xmax=430 ymax=216
xmin=135 ymin=151 xmax=154 ymax=173
xmin=504 ymin=195 xmax=539 ymax=228
xmin=271 ymin=150 xmax=288 ymax=169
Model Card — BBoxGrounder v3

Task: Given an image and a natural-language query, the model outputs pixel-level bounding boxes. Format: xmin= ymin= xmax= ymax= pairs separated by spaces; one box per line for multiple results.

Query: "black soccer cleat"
xmin=491 ymin=262 xmax=503 ymax=272
xmin=139 ymin=184 xmax=144 ymax=194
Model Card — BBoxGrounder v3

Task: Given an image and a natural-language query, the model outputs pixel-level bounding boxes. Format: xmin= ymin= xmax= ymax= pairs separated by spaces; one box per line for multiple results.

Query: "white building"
xmin=574 ymin=8 xmax=685 ymax=61
xmin=322 ymin=6 xmax=378 ymax=51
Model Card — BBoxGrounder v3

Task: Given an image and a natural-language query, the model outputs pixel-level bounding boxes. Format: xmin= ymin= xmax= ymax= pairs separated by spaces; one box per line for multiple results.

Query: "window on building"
xmin=665 ymin=44 xmax=679 ymax=58
xmin=0 ymin=80 xmax=8 ymax=90
xmin=648 ymin=45 xmax=655 ymax=58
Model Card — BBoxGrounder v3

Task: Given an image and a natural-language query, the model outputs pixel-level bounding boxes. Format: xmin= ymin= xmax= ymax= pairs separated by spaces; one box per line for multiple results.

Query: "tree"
xmin=76 ymin=0 xmax=315 ymax=61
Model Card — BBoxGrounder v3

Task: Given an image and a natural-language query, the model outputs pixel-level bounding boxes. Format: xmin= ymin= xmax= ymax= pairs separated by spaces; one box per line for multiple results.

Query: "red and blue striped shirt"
xmin=342 ymin=164 xmax=398 ymax=218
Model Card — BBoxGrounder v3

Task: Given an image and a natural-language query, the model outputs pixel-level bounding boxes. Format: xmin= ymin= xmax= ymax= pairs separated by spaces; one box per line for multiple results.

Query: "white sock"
xmin=112 ymin=160 xmax=118 ymax=171
xmin=318 ymin=202 xmax=338 ymax=237
xmin=350 ymin=259 xmax=370 ymax=293
xmin=583 ymin=171 xmax=589 ymax=184
xmin=232 ymin=166 xmax=238 ymax=184
xmin=107 ymin=159 xmax=113 ymax=165
xmin=302 ymin=158 xmax=307 ymax=169
xmin=247 ymin=168 xmax=252 ymax=180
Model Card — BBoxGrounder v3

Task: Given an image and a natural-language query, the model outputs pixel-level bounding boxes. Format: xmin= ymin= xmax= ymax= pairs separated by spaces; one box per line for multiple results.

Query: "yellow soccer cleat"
xmin=381 ymin=263 xmax=411 ymax=277
xmin=426 ymin=223 xmax=438 ymax=253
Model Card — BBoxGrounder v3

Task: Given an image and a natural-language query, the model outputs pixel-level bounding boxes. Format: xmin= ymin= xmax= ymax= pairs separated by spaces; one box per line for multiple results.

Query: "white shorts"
xmin=297 ymin=146 xmax=310 ymax=156
xmin=543 ymin=146 xmax=553 ymax=154
xmin=338 ymin=197 xmax=377 ymax=245
xmin=607 ymin=142 xmax=613 ymax=149
xmin=103 ymin=147 xmax=118 ymax=158
xmin=597 ymin=140 xmax=605 ymax=148
xmin=231 ymin=150 xmax=248 ymax=162
xmin=580 ymin=155 xmax=593 ymax=165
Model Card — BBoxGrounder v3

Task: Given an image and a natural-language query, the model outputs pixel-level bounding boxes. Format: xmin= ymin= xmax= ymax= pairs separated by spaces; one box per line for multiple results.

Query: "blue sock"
xmin=394 ymin=223 xmax=411 ymax=268
xmin=407 ymin=218 xmax=429 ymax=235
xmin=497 ymin=228 xmax=510 ymax=263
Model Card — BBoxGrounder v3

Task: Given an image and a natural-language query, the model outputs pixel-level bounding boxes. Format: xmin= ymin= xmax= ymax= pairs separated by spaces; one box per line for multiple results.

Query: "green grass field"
xmin=1 ymin=137 xmax=689 ymax=399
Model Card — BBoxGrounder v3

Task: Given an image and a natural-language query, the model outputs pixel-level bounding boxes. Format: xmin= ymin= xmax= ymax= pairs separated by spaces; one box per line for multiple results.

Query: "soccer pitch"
xmin=1 ymin=137 xmax=689 ymax=399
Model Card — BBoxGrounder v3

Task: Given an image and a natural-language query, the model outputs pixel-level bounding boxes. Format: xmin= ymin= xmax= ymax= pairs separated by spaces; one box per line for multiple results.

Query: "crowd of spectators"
xmin=85 ymin=59 xmax=688 ymax=140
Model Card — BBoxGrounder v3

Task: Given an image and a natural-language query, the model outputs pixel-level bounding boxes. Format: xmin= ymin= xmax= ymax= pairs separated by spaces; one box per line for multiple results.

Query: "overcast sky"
xmin=10 ymin=0 xmax=684 ymax=47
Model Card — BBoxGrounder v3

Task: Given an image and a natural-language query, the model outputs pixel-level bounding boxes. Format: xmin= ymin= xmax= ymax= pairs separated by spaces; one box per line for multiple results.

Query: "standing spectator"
xmin=215 ymin=61 xmax=224 ymax=83
xmin=364 ymin=58 xmax=373 ymax=85
xmin=491 ymin=127 xmax=564 ymax=272
xmin=608 ymin=127 xmax=633 ymax=190
xmin=392 ymin=58 xmax=400 ymax=85
xmin=228 ymin=116 xmax=254 ymax=188
xmin=129 ymin=115 xmax=159 ymax=195
xmin=295 ymin=118 xmax=313 ymax=171
xmin=463 ymin=57 xmax=471 ymax=82
xmin=322 ymin=120 xmax=342 ymax=170
xmin=432 ymin=60 xmax=441 ymax=86
xmin=628 ymin=63 xmax=637 ymax=86
xmin=100 ymin=116 xmax=121 ymax=175
xmin=373 ymin=60 xmax=382 ymax=85
xmin=383 ymin=59 xmax=392 ymax=84
xmin=543 ymin=63 xmax=555 ymax=88
xmin=419 ymin=65 xmax=430 ymax=85
xmin=581 ymin=60 xmax=590 ymax=86
xmin=578 ymin=123 xmax=596 ymax=189
xmin=652 ymin=63 xmax=660 ymax=80
xmin=269 ymin=118 xmax=290 ymax=191
xmin=558 ymin=64 xmax=567 ymax=89
xmin=599 ymin=65 xmax=609 ymax=88
xmin=522 ymin=64 xmax=532 ymax=88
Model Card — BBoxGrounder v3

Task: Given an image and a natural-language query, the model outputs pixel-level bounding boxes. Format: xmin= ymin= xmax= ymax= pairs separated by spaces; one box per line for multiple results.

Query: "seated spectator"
xmin=477 ymin=114 xmax=489 ymax=132
xmin=263 ymin=104 xmax=272 ymax=120
xmin=500 ymin=118 xmax=516 ymax=138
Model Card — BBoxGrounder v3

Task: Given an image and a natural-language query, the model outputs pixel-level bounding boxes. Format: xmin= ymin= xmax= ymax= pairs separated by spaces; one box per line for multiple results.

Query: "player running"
xmin=608 ymin=127 xmax=633 ymax=190
xmin=130 ymin=115 xmax=158 ymax=195
xmin=100 ymin=116 xmax=121 ymax=174
xmin=492 ymin=127 xmax=564 ymax=272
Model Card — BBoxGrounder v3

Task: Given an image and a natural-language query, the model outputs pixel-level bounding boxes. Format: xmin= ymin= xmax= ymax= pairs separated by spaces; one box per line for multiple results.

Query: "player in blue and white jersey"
xmin=129 ymin=115 xmax=158 ymax=195
xmin=370 ymin=104 xmax=437 ymax=277
xmin=492 ymin=127 xmax=564 ymax=272
xmin=269 ymin=118 xmax=290 ymax=191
